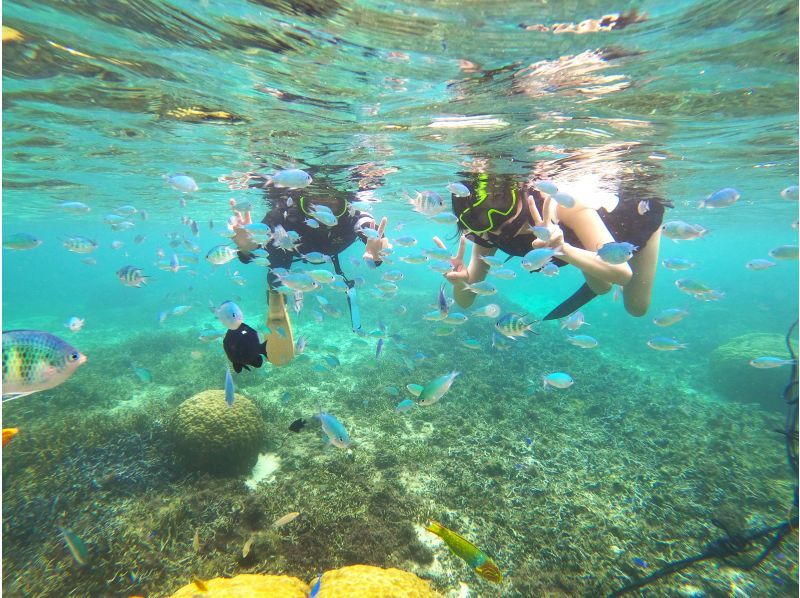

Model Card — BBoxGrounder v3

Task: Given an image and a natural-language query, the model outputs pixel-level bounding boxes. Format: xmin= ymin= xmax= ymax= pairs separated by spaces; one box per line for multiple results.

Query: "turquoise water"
xmin=2 ymin=1 xmax=798 ymax=596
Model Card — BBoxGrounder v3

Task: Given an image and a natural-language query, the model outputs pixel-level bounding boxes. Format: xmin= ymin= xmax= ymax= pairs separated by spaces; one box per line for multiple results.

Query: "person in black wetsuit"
xmin=442 ymin=172 xmax=669 ymax=319
xmin=230 ymin=173 xmax=390 ymax=365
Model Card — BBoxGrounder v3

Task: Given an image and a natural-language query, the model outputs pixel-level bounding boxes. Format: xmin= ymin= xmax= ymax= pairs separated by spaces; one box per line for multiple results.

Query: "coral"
xmin=170 ymin=390 xmax=266 ymax=475
xmin=169 ymin=573 xmax=308 ymax=597
xmin=708 ymin=333 xmax=790 ymax=407
xmin=315 ymin=565 xmax=440 ymax=597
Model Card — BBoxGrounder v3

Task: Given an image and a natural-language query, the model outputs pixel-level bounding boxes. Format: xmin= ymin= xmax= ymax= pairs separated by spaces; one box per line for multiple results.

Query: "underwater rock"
xmin=708 ymin=333 xmax=790 ymax=408
xmin=169 ymin=573 xmax=307 ymax=597
xmin=170 ymin=390 xmax=266 ymax=476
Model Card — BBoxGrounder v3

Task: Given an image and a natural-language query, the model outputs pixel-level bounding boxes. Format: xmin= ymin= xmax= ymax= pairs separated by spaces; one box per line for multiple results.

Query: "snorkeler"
xmin=230 ymin=173 xmax=390 ymax=366
xmin=443 ymin=172 xmax=669 ymax=318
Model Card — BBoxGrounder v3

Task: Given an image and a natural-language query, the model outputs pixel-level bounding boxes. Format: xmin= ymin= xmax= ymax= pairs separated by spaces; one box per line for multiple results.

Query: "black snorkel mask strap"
xmin=330 ymin=254 xmax=362 ymax=332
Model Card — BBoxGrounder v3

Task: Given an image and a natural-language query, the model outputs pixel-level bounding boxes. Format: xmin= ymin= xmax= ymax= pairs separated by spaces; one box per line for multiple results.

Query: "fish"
xmin=393 ymin=235 xmax=418 ymax=247
xmin=542 ymin=372 xmax=574 ymax=390
xmin=65 ymin=317 xmax=85 ymax=332
xmin=647 ymin=336 xmax=687 ymax=351
xmin=295 ymin=336 xmax=307 ymax=355
xmin=382 ymin=269 xmax=404 ymax=282
xmin=131 ymin=364 xmax=152 ymax=383
xmin=489 ymin=267 xmax=517 ymax=280
xmin=406 ymin=190 xmax=446 ymax=217
xmin=424 ymin=520 xmax=502 ymax=584
xmin=309 ymin=574 xmax=322 ymax=598
xmin=3 ymin=232 xmax=42 ymax=250
xmin=60 ymin=237 xmax=97 ymax=253
xmin=224 ymin=368 xmax=235 ymax=406
xmin=781 ymin=185 xmax=799 ymax=201
xmin=662 ymin=220 xmax=708 ymax=241
xmin=443 ymin=313 xmax=468 ymax=326
xmin=59 ymin=526 xmax=90 ymax=566
xmin=193 ymin=578 xmax=207 ymax=591
xmin=437 ymin=283 xmax=449 ymax=316
xmin=534 ymin=180 xmax=558 ymax=195
xmin=462 ymin=281 xmax=497 ymax=296
xmin=310 ymin=209 xmax=338 ymax=227
xmin=214 ymin=300 xmax=244 ymax=330
xmin=395 ymin=399 xmax=415 ymax=412
xmin=431 ymin=212 xmax=458 ymax=225
xmin=59 ymin=200 xmax=91 ymax=214
xmin=223 ymin=323 xmax=267 ymax=373
xmin=2 ymin=330 xmax=87 ymax=401
xmin=632 ymin=557 xmax=649 ymax=568
xmin=479 ymin=255 xmax=505 ymax=268
xmin=164 ymin=173 xmax=198 ymax=193
xmin=3 ymin=427 xmax=19 ymax=447
xmin=289 ymin=418 xmax=307 ymax=432
xmin=521 ymin=248 xmax=557 ymax=272
xmin=749 ymin=356 xmax=795 ymax=369
xmin=272 ymin=168 xmax=312 ymax=189
xmin=566 ymin=334 xmax=598 ymax=349
xmin=470 ymin=303 xmax=501 ymax=318
xmin=768 ymin=245 xmax=798 ymax=260
xmin=242 ymin=537 xmax=254 ymax=558
xmin=495 ymin=313 xmax=537 ymax=340
xmin=273 ymin=512 xmax=300 ymax=528
xmin=652 ymin=308 xmax=689 ymax=327
xmin=552 ymin=191 xmax=576 ymax=208
xmin=447 ymin=182 xmax=471 ymax=197
xmin=407 ymin=371 xmax=460 ymax=406
xmin=133 ymin=234 xmax=146 ymax=244
xmin=460 ymin=339 xmax=481 ymax=350
xmin=205 ymin=244 xmax=238 ymax=265
xmin=699 ymin=187 xmax=739 ymax=209
xmin=376 ymin=338 xmax=384 ymax=358
xmin=662 ymin=257 xmax=696 ymax=270
xmin=597 ymin=242 xmax=637 ymax=264
xmin=399 ymin=254 xmax=429 ymax=265
xmin=745 ymin=259 xmax=777 ymax=270
xmin=560 ymin=311 xmax=588 ymax=331
xmin=116 ymin=265 xmax=149 ymax=287
xmin=315 ymin=411 xmax=351 ymax=448
xmin=540 ymin=262 xmax=560 ymax=277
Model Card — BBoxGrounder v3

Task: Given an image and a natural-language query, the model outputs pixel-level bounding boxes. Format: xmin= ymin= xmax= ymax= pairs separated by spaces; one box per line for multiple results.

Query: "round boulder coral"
xmin=708 ymin=333 xmax=791 ymax=409
xmin=169 ymin=574 xmax=308 ymax=597
xmin=170 ymin=390 xmax=266 ymax=475
xmin=316 ymin=565 xmax=440 ymax=597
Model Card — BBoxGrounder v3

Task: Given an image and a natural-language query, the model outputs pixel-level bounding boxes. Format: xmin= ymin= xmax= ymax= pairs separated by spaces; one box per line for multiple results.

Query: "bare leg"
xmin=623 ymin=228 xmax=661 ymax=317
xmin=266 ymin=290 xmax=295 ymax=366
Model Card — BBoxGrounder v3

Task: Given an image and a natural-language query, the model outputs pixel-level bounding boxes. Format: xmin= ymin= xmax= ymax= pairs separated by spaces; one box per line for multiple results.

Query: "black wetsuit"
xmin=237 ymin=186 xmax=378 ymax=288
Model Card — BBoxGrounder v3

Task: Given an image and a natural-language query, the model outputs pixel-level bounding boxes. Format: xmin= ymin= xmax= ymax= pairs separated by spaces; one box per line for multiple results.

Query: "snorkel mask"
xmin=299 ymin=195 xmax=348 ymax=219
xmin=457 ymin=173 xmax=519 ymax=235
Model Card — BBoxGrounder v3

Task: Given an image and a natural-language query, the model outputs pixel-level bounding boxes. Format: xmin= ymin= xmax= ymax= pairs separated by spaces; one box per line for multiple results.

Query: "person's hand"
xmin=228 ymin=198 xmax=258 ymax=252
xmin=528 ymin=194 xmax=565 ymax=251
xmin=437 ymin=235 xmax=469 ymax=286
xmin=363 ymin=216 xmax=392 ymax=263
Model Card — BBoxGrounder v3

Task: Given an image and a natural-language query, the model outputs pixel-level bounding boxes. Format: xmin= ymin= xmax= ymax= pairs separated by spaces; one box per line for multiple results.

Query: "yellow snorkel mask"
xmin=457 ymin=174 xmax=519 ymax=235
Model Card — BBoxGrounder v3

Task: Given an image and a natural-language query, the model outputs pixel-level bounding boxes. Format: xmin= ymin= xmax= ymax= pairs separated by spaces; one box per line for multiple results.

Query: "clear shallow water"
xmin=2 ymin=0 xmax=798 ymax=596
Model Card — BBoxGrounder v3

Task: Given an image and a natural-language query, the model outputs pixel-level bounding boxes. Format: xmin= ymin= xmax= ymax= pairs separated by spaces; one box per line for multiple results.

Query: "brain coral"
xmin=169 ymin=573 xmax=307 ymax=597
xmin=708 ymin=332 xmax=791 ymax=408
xmin=171 ymin=390 xmax=265 ymax=475
xmin=168 ymin=567 xmax=440 ymax=598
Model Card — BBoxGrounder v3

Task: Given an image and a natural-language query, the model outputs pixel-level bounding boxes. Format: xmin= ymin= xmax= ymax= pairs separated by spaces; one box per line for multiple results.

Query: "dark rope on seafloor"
xmin=609 ymin=319 xmax=799 ymax=597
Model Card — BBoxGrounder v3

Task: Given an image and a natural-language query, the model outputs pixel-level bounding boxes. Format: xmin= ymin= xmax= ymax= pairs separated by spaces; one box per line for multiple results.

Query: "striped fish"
xmin=60 ymin=236 xmax=98 ymax=254
xmin=425 ymin=520 xmax=502 ymax=584
xmin=116 ymin=265 xmax=149 ymax=287
xmin=495 ymin=313 xmax=538 ymax=340
xmin=59 ymin=526 xmax=90 ymax=566
xmin=2 ymin=330 xmax=86 ymax=402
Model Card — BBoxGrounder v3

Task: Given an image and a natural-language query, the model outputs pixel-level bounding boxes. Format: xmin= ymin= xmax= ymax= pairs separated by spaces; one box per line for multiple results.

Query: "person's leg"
xmin=623 ymin=228 xmax=661 ymax=316
xmin=266 ymin=289 xmax=295 ymax=366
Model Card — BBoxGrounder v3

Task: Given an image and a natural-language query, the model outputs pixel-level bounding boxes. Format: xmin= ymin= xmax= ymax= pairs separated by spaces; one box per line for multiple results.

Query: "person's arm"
xmin=529 ymin=195 xmax=632 ymax=288
xmin=439 ymin=235 xmax=497 ymax=308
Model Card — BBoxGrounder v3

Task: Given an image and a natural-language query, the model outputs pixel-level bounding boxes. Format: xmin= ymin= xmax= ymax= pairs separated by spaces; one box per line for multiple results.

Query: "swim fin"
xmin=542 ymin=283 xmax=598 ymax=321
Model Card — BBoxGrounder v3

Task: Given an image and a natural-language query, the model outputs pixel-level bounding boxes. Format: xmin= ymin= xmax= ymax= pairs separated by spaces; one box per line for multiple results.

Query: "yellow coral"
xmin=316 ymin=565 xmax=440 ymax=597
xmin=169 ymin=574 xmax=308 ymax=597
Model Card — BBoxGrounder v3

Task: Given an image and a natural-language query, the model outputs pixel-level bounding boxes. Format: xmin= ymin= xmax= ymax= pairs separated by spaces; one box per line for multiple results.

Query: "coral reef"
xmin=171 ymin=390 xmax=267 ymax=475
xmin=708 ymin=333 xmax=789 ymax=407
xmin=169 ymin=573 xmax=308 ymax=597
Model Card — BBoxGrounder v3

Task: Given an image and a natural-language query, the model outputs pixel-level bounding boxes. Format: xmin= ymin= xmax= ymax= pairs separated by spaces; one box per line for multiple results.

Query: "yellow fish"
xmin=3 ymin=428 xmax=19 ymax=448
xmin=425 ymin=520 xmax=502 ymax=584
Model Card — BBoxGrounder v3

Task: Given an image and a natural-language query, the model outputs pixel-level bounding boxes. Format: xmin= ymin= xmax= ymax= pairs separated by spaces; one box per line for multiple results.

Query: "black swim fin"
xmin=543 ymin=283 xmax=598 ymax=321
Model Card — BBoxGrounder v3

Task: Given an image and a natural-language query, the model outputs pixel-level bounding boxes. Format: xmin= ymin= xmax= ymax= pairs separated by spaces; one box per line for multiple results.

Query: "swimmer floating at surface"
xmin=441 ymin=172 xmax=671 ymax=318
xmin=230 ymin=169 xmax=390 ymax=367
